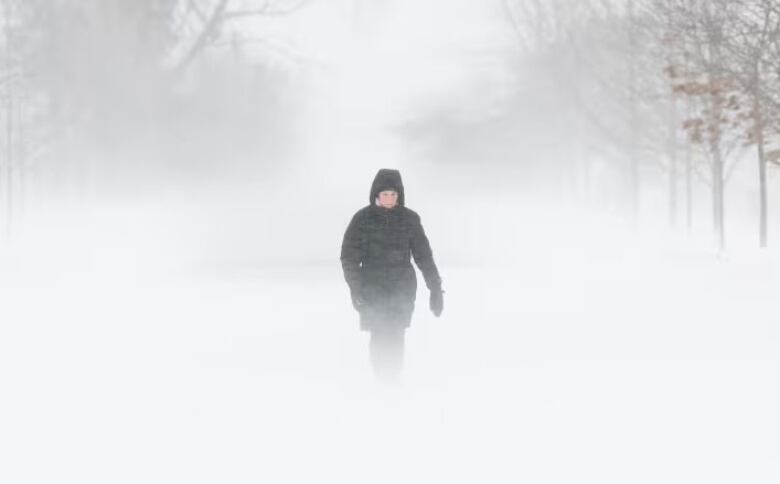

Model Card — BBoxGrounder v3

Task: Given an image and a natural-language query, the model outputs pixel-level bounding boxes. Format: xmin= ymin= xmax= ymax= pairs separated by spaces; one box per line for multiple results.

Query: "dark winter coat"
xmin=341 ymin=169 xmax=442 ymax=331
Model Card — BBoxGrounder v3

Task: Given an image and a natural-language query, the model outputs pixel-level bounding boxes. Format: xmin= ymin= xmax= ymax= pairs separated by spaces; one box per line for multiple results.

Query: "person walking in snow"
xmin=341 ymin=168 xmax=444 ymax=383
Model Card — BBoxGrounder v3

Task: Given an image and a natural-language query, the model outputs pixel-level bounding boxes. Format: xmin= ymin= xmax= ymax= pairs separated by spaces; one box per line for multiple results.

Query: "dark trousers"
xmin=369 ymin=326 xmax=405 ymax=384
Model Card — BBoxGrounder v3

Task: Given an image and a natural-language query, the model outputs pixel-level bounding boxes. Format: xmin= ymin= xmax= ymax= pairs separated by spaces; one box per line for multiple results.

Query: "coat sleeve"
xmin=410 ymin=212 xmax=442 ymax=292
xmin=340 ymin=211 xmax=364 ymax=293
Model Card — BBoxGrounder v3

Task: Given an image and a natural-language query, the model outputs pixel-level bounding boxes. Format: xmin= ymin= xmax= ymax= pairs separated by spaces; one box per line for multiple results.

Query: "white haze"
xmin=1 ymin=1 xmax=780 ymax=483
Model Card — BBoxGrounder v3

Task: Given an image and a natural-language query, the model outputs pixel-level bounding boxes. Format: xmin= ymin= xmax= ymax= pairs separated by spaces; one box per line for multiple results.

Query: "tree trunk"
xmin=627 ymin=0 xmax=640 ymax=224
xmin=4 ymin=0 xmax=12 ymax=239
xmin=708 ymin=76 xmax=725 ymax=250
xmin=709 ymin=85 xmax=725 ymax=250
xmin=706 ymin=23 xmax=725 ymax=251
xmin=685 ymin=142 xmax=693 ymax=233
xmin=754 ymin=94 xmax=768 ymax=247
xmin=668 ymin=97 xmax=678 ymax=229
xmin=711 ymin=138 xmax=725 ymax=250
xmin=17 ymin=92 xmax=24 ymax=220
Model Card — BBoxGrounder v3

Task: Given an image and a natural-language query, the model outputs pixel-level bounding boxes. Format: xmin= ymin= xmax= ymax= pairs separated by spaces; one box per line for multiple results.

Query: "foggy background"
xmin=1 ymin=1 xmax=779 ymax=483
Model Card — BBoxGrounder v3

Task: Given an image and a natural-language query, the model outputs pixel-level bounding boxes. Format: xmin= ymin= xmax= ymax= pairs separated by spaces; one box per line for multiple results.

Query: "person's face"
xmin=378 ymin=190 xmax=398 ymax=208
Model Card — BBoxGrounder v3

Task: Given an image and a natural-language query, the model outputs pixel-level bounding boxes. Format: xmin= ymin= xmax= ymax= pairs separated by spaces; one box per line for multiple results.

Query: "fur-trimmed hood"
xmin=369 ymin=169 xmax=405 ymax=206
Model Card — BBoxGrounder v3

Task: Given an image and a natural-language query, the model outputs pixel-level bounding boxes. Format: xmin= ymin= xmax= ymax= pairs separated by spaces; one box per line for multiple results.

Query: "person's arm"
xmin=410 ymin=213 xmax=444 ymax=317
xmin=341 ymin=211 xmax=364 ymax=310
xmin=411 ymin=213 xmax=441 ymax=290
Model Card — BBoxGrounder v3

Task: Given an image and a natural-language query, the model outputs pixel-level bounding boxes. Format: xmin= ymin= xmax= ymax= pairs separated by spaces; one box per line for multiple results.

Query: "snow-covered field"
xmin=1 ymin=194 xmax=779 ymax=483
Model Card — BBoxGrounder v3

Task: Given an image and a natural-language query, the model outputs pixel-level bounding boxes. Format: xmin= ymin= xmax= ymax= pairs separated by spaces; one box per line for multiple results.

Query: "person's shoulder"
xmin=400 ymin=206 xmax=421 ymax=221
xmin=349 ymin=205 xmax=373 ymax=221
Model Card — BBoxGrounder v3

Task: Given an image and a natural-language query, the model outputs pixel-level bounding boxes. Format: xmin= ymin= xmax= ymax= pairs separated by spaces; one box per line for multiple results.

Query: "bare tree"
xmin=0 ymin=0 xmax=28 ymax=237
xmin=0 ymin=0 xmax=313 ymax=229
xmin=171 ymin=0 xmax=311 ymax=74
xmin=723 ymin=0 xmax=780 ymax=247
xmin=648 ymin=0 xmax=745 ymax=249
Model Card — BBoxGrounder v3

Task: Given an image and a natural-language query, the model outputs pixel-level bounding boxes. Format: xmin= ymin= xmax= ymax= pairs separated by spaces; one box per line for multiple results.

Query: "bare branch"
xmin=223 ymin=0 xmax=311 ymax=19
xmin=173 ymin=0 xmax=230 ymax=75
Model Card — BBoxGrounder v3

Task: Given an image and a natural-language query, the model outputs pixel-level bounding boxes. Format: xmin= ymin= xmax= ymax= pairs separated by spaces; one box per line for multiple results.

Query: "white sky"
xmin=236 ymin=0 xmax=518 ymax=120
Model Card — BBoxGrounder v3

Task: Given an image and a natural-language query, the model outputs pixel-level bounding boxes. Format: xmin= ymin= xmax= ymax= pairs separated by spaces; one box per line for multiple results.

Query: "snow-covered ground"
xmin=1 ymin=192 xmax=778 ymax=484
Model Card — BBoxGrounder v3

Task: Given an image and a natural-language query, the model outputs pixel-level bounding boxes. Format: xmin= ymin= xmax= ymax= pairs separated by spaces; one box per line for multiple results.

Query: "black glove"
xmin=430 ymin=289 xmax=444 ymax=317
xmin=350 ymin=287 xmax=364 ymax=312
